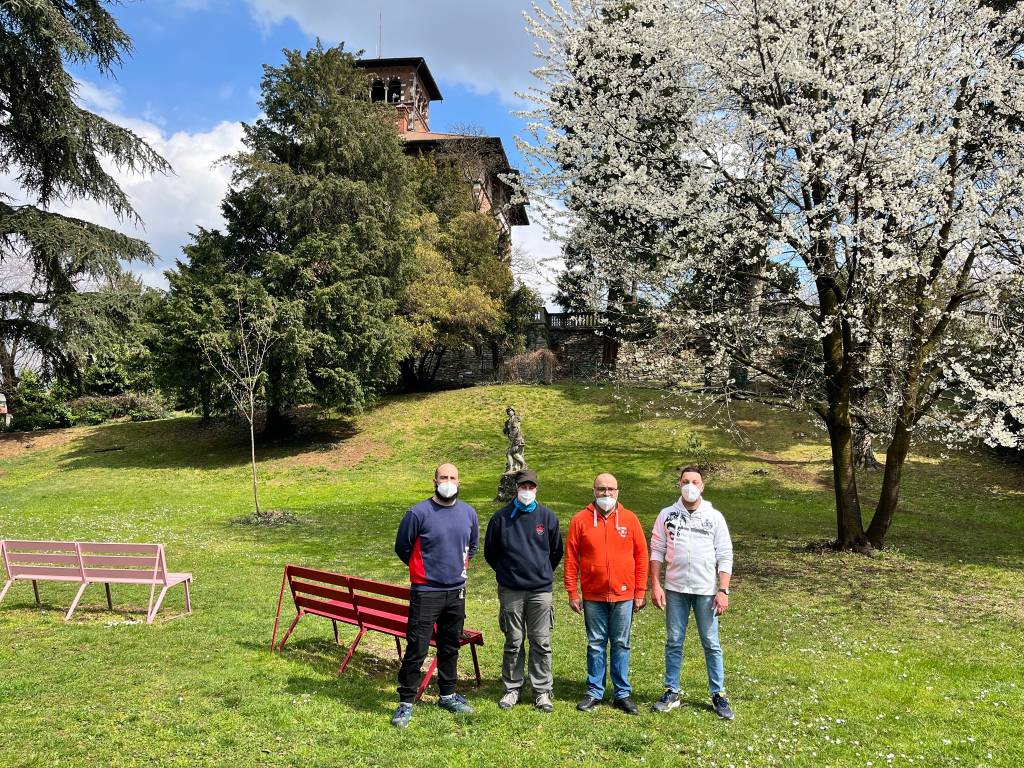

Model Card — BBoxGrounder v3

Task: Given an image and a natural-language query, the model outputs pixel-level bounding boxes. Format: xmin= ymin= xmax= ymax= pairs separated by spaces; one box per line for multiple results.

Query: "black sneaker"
xmin=712 ymin=692 xmax=734 ymax=720
xmin=651 ymin=689 xmax=681 ymax=713
xmin=576 ymin=695 xmax=600 ymax=712
xmin=437 ymin=692 xmax=474 ymax=714
xmin=612 ymin=696 xmax=639 ymax=715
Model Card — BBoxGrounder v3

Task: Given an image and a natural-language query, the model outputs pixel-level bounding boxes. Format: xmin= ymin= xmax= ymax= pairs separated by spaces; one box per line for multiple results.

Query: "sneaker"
xmin=437 ymin=692 xmax=474 ymax=714
xmin=652 ymin=689 xmax=681 ymax=713
xmin=576 ymin=695 xmax=600 ymax=712
xmin=712 ymin=692 xmax=734 ymax=720
xmin=534 ymin=692 xmax=554 ymax=713
xmin=498 ymin=690 xmax=519 ymax=710
xmin=612 ymin=696 xmax=640 ymax=715
xmin=390 ymin=702 xmax=413 ymax=728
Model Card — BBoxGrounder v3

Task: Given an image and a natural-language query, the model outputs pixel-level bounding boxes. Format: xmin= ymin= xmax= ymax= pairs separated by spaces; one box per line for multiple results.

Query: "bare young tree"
xmin=201 ymin=293 xmax=277 ymax=517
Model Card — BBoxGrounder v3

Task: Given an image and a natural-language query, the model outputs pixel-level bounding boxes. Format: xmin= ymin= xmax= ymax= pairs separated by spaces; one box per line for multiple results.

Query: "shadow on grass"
xmin=56 ymin=412 xmax=361 ymax=472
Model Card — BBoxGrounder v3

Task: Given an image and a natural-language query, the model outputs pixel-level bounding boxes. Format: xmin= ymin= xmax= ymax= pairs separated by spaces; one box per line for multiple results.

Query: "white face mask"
xmin=517 ymin=489 xmax=537 ymax=506
xmin=594 ymin=495 xmax=617 ymax=513
xmin=436 ymin=481 xmax=458 ymax=500
xmin=680 ymin=483 xmax=701 ymax=504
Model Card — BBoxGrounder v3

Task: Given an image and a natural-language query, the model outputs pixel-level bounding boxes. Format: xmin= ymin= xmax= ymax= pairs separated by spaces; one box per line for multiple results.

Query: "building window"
xmin=370 ymin=79 xmax=385 ymax=102
xmin=387 ymin=78 xmax=402 ymax=103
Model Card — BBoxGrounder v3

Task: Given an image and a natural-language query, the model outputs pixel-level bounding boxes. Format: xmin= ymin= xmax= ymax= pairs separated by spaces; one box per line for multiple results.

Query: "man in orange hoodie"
xmin=564 ymin=472 xmax=649 ymax=714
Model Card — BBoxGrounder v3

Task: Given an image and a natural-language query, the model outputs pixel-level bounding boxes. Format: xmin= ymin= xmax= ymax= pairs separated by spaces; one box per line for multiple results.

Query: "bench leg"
xmin=148 ymin=585 xmax=170 ymax=624
xmin=394 ymin=635 xmax=403 ymax=661
xmin=338 ymin=627 xmax=365 ymax=675
xmin=270 ymin=567 xmax=290 ymax=651
xmin=277 ymin=610 xmax=304 ymax=651
xmin=32 ymin=580 xmax=40 ymax=606
xmin=0 ymin=579 xmax=12 ymax=604
xmin=471 ymin=643 xmax=482 ymax=687
xmin=65 ymin=582 xmax=89 ymax=621
xmin=105 ymin=583 xmax=113 ymax=610
xmin=332 ymin=619 xmax=340 ymax=645
xmin=184 ymin=579 xmax=192 ymax=615
xmin=416 ymin=655 xmax=438 ymax=702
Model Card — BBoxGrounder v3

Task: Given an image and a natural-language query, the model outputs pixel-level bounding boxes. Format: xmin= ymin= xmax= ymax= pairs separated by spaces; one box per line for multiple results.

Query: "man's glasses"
xmin=594 ymin=486 xmax=618 ymax=493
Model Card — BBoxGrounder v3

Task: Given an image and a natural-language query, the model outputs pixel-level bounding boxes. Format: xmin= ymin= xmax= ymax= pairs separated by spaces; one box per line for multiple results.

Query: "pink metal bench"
xmin=0 ymin=540 xmax=192 ymax=623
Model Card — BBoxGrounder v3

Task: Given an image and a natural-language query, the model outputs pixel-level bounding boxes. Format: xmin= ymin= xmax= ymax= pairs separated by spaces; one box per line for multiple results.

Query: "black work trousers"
xmin=397 ymin=588 xmax=466 ymax=702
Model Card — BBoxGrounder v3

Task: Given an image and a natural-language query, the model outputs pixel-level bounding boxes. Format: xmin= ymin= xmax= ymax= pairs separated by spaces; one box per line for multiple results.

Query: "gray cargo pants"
xmin=498 ymin=586 xmax=554 ymax=695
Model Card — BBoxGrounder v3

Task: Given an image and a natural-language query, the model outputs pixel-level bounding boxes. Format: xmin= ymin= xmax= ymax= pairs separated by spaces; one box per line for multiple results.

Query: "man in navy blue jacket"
xmin=391 ymin=463 xmax=479 ymax=728
xmin=484 ymin=468 xmax=564 ymax=712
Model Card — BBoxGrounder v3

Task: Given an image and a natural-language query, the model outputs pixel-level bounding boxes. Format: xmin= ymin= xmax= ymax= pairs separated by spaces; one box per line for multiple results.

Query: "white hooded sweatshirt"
xmin=649 ymin=498 xmax=733 ymax=595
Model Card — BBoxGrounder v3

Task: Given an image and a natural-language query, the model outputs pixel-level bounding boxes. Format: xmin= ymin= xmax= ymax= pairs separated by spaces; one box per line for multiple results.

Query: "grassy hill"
xmin=0 ymin=384 xmax=1021 ymax=767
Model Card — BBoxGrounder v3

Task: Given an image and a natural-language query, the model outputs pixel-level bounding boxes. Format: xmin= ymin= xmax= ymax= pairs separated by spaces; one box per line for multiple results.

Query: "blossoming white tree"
xmin=520 ymin=0 xmax=1024 ymax=550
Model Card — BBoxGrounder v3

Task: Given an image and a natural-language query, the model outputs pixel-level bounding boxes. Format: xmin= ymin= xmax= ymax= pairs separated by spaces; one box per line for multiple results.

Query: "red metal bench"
xmin=270 ymin=564 xmax=483 ymax=701
xmin=0 ymin=539 xmax=192 ymax=623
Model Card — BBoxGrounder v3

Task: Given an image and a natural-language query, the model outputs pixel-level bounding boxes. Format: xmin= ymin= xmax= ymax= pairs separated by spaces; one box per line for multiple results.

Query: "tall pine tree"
xmin=0 ymin=1 xmax=169 ymax=406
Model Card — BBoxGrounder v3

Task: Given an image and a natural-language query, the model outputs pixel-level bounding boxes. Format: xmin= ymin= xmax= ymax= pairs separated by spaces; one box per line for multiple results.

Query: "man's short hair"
xmin=678 ymin=464 xmax=703 ymax=479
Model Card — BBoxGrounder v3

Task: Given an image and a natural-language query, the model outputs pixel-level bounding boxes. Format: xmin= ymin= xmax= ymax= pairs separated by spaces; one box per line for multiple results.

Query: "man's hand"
xmin=651 ymin=582 xmax=666 ymax=611
xmin=569 ymin=598 xmax=583 ymax=614
xmin=633 ymin=596 xmax=646 ymax=612
xmin=713 ymin=591 xmax=729 ymax=616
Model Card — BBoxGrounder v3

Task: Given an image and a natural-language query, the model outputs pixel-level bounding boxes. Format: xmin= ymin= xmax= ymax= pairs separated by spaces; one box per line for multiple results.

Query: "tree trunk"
xmin=825 ymin=410 xmax=869 ymax=550
xmin=853 ymin=424 xmax=882 ymax=470
xmin=249 ymin=405 xmax=261 ymax=515
xmin=866 ymin=413 xmax=913 ymax=548
xmin=199 ymin=379 xmax=212 ymax=424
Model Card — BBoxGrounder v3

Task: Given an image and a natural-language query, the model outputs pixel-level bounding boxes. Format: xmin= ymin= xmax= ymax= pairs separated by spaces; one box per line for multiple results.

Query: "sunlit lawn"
xmin=1 ymin=384 xmax=1021 ymax=767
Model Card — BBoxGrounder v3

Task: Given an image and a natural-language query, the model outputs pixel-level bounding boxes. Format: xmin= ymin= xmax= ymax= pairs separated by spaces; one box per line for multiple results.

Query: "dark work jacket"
xmin=483 ymin=501 xmax=564 ymax=591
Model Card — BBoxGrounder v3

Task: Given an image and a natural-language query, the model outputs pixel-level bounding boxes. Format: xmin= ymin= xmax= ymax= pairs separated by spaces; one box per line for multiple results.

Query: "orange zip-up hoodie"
xmin=564 ymin=502 xmax=649 ymax=602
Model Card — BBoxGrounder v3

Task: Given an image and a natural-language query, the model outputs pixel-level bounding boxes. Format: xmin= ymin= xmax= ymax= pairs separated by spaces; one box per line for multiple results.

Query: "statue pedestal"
xmin=496 ymin=471 xmax=519 ymax=502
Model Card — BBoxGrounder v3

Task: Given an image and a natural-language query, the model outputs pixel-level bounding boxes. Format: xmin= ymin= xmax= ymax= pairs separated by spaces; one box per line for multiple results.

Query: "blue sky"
xmin=27 ymin=0 xmax=562 ymax=298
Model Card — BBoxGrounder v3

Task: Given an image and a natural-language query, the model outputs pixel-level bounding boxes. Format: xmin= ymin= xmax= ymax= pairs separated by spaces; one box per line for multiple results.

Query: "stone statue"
xmin=497 ymin=406 xmax=528 ymax=501
xmin=503 ymin=406 xmax=527 ymax=474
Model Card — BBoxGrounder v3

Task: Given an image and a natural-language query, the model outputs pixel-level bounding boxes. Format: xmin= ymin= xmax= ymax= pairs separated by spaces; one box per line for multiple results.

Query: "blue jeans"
xmin=664 ymin=590 xmax=725 ymax=696
xmin=582 ymin=599 xmax=633 ymax=700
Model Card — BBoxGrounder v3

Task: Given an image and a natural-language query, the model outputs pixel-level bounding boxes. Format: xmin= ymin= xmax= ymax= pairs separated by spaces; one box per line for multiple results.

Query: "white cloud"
xmin=0 ymin=86 xmax=244 ymax=290
xmin=512 ymin=211 xmax=565 ymax=309
xmin=244 ymin=0 xmax=538 ymax=104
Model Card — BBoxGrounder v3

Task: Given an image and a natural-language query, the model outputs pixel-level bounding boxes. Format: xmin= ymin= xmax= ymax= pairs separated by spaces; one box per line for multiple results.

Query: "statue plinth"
xmin=496 ymin=471 xmax=519 ymax=502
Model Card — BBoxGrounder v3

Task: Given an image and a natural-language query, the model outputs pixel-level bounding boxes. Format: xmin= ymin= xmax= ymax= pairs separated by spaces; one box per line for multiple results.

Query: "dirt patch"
xmin=281 ymin=437 xmax=392 ymax=470
xmin=751 ymin=450 xmax=832 ymax=490
xmin=0 ymin=427 xmax=95 ymax=460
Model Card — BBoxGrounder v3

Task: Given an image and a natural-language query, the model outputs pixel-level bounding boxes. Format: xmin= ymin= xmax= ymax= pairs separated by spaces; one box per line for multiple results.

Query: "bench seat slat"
xmin=354 ymin=593 xmax=409 ymax=618
xmin=291 ymin=580 xmax=354 ymax=605
xmin=4 ymin=540 xmax=79 ymax=551
xmin=82 ymin=568 xmax=163 ymax=582
xmin=287 ymin=565 xmax=348 ymax=588
xmin=295 ymin=595 xmax=359 ymax=623
xmin=9 ymin=565 xmax=82 ymax=578
xmin=78 ymin=542 xmax=161 ymax=555
xmin=347 ymin=577 xmax=410 ymax=600
xmin=8 ymin=553 xmax=80 ymax=565
xmin=80 ymin=555 xmax=159 ymax=568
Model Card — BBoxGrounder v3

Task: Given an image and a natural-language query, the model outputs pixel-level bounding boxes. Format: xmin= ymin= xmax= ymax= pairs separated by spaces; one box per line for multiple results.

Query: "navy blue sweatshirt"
xmin=484 ymin=501 xmax=564 ymax=591
xmin=395 ymin=498 xmax=479 ymax=591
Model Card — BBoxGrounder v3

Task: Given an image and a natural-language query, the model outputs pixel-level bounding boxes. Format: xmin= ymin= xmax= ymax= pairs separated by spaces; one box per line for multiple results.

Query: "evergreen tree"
xmin=165 ymin=43 xmax=413 ymax=434
xmin=0 ymin=1 xmax=169 ymax=406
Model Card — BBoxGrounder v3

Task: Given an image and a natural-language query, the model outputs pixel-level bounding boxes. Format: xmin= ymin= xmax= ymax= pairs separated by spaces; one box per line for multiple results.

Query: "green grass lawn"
xmin=1 ymin=384 xmax=1021 ymax=767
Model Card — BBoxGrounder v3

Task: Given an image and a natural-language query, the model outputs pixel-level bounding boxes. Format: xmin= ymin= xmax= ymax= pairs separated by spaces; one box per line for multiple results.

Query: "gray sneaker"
xmin=534 ymin=692 xmax=554 ymax=713
xmin=437 ymin=692 xmax=474 ymax=714
xmin=390 ymin=702 xmax=413 ymax=728
xmin=498 ymin=690 xmax=519 ymax=710
xmin=652 ymin=689 xmax=681 ymax=713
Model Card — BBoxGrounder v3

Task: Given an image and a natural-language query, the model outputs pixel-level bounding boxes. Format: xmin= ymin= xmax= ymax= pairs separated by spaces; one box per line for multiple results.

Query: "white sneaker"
xmin=498 ymin=690 xmax=519 ymax=710
xmin=534 ymin=692 xmax=554 ymax=712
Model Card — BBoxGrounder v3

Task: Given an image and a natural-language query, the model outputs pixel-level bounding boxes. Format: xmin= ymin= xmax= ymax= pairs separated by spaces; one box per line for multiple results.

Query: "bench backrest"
xmin=284 ymin=565 xmax=412 ymax=635
xmin=1 ymin=540 xmax=167 ymax=585
xmin=2 ymin=540 xmax=83 ymax=582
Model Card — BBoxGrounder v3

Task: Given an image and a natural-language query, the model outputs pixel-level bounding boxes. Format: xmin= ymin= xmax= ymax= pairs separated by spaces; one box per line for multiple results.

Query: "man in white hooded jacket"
xmin=649 ymin=465 xmax=735 ymax=719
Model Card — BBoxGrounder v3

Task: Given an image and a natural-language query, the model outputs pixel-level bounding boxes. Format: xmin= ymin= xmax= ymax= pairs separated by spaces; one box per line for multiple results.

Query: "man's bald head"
xmin=593 ymin=473 xmax=618 ymax=492
xmin=435 ymin=463 xmax=460 ymax=482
